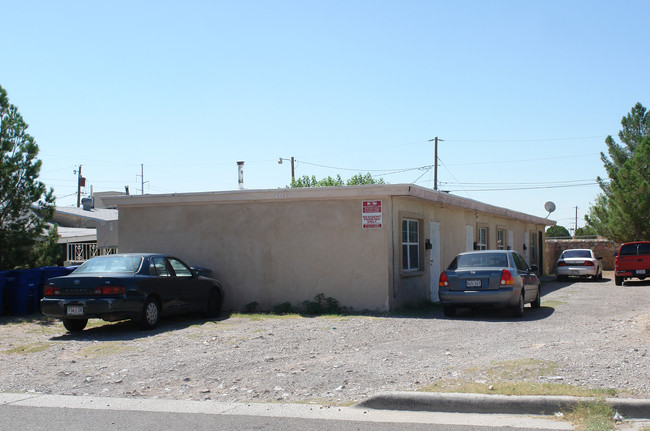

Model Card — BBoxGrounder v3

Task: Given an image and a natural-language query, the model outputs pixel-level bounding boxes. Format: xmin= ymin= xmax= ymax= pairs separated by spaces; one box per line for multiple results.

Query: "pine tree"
xmin=586 ymin=103 xmax=650 ymax=242
xmin=0 ymin=85 xmax=59 ymax=269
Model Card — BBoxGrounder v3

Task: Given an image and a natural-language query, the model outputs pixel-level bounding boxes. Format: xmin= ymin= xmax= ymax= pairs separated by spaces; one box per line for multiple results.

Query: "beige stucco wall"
xmin=116 ymin=197 xmax=392 ymax=312
xmin=107 ymin=185 xmax=553 ymax=312
xmin=96 ymin=220 xmax=118 ymax=248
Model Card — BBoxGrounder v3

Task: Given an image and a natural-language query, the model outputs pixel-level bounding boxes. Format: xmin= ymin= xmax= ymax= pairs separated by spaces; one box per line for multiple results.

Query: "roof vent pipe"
xmin=236 ymin=161 xmax=245 ymax=190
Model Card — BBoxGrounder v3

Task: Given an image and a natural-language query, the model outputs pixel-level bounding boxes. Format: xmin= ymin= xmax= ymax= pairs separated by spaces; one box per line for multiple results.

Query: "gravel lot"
xmin=1 ymin=272 xmax=648 ymax=405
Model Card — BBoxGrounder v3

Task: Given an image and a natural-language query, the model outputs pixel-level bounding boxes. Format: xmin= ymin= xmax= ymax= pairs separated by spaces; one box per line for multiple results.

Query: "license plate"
xmin=465 ymin=279 xmax=482 ymax=288
xmin=66 ymin=305 xmax=84 ymax=316
xmin=636 ymin=269 xmax=646 ymax=275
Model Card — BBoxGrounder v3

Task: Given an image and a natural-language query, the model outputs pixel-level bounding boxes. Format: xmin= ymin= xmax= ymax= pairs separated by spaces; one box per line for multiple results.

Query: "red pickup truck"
xmin=614 ymin=241 xmax=650 ymax=285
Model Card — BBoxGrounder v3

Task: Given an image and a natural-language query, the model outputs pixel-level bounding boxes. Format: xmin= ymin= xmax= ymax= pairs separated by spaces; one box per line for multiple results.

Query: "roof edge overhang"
xmin=102 ymin=184 xmax=555 ymax=226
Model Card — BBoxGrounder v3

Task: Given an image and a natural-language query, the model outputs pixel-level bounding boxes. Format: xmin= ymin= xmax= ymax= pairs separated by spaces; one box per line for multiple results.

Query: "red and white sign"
xmin=362 ymin=200 xmax=382 ymax=229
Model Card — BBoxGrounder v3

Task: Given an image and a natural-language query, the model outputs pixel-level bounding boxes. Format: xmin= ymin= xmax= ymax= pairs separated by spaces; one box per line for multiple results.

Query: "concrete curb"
xmin=353 ymin=392 xmax=650 ymax=418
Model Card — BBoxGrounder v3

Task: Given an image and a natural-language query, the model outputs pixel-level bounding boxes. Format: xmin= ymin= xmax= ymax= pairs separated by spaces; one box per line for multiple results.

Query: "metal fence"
xmin=66 ymin=243 xmax=118 ymax=263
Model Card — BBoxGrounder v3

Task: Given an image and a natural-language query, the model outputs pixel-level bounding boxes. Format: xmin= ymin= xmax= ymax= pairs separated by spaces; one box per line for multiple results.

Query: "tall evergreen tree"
xmin=586 ymin=103 xmax=650 ymax=242
xmin=0 ymin=85 xmax=59 ymax=269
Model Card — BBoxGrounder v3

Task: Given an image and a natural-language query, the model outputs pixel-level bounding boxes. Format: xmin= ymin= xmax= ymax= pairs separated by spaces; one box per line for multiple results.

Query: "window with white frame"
xmin=402 ymin=219 xmax=420 ymax=271
xmin=477 ymin=227 xmax=488 ymax=250
xmin=497 ymin=229 xmax=505 ymax=250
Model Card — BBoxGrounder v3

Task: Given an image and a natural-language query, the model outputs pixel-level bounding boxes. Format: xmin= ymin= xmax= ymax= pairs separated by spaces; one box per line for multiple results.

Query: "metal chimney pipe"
xmin=236 ymin=161 xmax=245 ymax=190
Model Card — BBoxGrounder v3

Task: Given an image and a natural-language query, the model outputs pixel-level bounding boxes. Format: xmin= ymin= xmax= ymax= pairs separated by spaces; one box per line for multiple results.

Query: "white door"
xmin=465 ymin=225 xmax=474 ymax=251
xmin=429 ymin=221 xmax=441 ymax=302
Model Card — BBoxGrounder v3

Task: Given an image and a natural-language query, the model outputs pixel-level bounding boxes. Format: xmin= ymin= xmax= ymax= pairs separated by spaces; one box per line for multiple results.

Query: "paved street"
xmin=0 ymin=393 xmax=571 ymax=431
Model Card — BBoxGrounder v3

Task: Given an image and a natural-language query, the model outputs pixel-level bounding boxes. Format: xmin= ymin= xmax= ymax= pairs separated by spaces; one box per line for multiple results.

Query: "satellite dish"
xmin=544 ymin=201 xmax=556 ymax=218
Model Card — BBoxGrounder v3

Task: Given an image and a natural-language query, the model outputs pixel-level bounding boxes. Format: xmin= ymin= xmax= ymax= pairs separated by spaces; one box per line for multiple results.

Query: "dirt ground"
xmin=1 ymin=273 xmax=648 ymax=405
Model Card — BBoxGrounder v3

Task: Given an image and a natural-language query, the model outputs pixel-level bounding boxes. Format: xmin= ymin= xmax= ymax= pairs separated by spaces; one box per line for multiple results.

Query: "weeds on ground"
xmin=566 ymin=400 xmax=616 ymax=431
xmin=235 ymin=293 xmax=344 ymax=318
xmin=2 ymin=342 xmax=51 ymax=354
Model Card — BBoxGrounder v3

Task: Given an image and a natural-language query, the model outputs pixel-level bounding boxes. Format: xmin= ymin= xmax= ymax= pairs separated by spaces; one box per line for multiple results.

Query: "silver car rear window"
xmin=457 ymin=253 xmax=508 ymax=268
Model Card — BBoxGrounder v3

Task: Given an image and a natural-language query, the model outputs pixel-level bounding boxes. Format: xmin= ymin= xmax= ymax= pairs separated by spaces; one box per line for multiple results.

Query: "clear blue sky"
xmin=3 ymin=0 xmax=648 ymax=232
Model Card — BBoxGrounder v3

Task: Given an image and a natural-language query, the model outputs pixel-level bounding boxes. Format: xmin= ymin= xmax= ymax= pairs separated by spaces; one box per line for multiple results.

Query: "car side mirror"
xmin=597 ymin=256 xmax=603 ymax=260
xmin=529 ymin=265 xmax=539 ymax=275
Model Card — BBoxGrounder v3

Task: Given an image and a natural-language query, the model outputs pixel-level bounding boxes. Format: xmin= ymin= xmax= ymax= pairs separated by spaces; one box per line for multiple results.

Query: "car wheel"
xmin=531 ymin=287 xmax=541 ymax=309
xmin=512 ymin=292 xmax=524 ymax=318
xmin=205 ymin=288 xmax=222 ymax=318
xmin=140 ymin=297 xmax=160 ymax=330
xmin=615 ymin=275 xmax=623 ymax=286
xmin=442 ymin=306 xmax=456 ymax=317
xmin=597 ymin=269 xmax=603 ymax=281
xmin=592 ymin=267 xmax=601 ymax=281
xmin=63 ymin=318 xmax=88 ymax=333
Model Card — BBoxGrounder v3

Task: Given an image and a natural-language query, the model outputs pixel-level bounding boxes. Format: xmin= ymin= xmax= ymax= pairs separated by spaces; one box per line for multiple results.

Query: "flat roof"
xmin=103 ymin=184 xmax=555 ymax=226
xmin=55 ymin=206 xmax=118 ymax=222
xmin=57 ymin=227 xmax=97 ymax=244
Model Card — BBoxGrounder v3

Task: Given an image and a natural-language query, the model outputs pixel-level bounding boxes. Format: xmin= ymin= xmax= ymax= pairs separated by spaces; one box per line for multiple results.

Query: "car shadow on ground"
xmin=440 ymin=305 xmax=554 ymax=322
xmin=541 ymin=277 xmax=611 ymax=295
xmin=47 ymin=313 xmax=233 ymax=342
xmin=620 ymin=279 xmax=650 ymax=287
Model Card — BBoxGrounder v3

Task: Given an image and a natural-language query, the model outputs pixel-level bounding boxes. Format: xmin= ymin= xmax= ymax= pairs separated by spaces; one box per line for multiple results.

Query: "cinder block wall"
xmin=545 ymin=239 xmax=618 ymax=274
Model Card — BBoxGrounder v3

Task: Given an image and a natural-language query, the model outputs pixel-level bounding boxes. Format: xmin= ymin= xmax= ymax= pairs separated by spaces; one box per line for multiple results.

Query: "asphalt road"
xmin=0 ymin=393 xmax=571 ymax=431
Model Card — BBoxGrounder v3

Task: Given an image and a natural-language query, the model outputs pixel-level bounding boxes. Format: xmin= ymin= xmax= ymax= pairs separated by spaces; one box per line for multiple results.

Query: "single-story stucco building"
xmin=103 ymin=184 xmax=555 ymax=312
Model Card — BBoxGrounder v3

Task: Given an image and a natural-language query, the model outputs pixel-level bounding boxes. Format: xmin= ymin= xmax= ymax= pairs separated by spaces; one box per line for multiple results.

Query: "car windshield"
xmin=562 ymin=250 xmax=591 ymax=259
xmin=456 ymin=253 xmax=508 ymax=268
xmin=74 ymin=256 xmax=143 ymax=274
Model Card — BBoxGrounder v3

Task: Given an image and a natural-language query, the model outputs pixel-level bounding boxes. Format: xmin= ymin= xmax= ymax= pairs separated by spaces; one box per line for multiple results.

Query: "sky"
xmin=2 ymin=0 xmax=649 ymax=232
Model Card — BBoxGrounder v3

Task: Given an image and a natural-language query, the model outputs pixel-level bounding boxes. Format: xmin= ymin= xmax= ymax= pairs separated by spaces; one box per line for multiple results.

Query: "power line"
xmin=444 ymin=182 xmax=599 ymax=192
xmin=441 ymin=179 xmax=597 ymax=186
xmin=444 ymin=135 xmax=606 ymax=143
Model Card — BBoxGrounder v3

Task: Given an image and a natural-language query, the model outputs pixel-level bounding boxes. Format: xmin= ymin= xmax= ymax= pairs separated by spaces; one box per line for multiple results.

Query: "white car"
xmin=555 ymin=249 xmax=603 ymax=281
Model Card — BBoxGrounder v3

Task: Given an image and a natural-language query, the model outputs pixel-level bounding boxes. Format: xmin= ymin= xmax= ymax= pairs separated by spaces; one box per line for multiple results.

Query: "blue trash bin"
xmin=0 ymin=271 xmax=7 ymax=317
xmin=5 ymin=269 xmax=43 ymax=315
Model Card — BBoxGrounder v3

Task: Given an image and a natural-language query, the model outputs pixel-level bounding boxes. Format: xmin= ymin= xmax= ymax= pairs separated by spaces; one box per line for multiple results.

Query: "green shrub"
xmin=272 ymin=302 xmax=294 ymax=315
xmin=301 ymin=293 xmax=340 ymax=315
xmin=244 ymin=302 xmax=259 ymax=313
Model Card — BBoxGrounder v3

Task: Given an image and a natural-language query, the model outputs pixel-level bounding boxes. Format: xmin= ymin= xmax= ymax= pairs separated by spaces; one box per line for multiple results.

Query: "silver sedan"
xmin=438 ymin=250 xmax=541 ymax=318
xmin=555 ymin=249 xmax=603 ymax=281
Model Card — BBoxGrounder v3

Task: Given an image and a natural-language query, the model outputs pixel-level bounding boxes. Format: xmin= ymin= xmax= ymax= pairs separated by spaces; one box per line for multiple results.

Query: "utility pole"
xmin=136 ymin=164 xmax=148 ymax=194
xmin=278 ymin=157 xmax=295 ymax=182
xmin=74 ymin=165 xmax=84 ymax=207
xmin=428 ymin=137 xmax=443 ymax=190
xmin=575 ymin=206 xmax=578 ymax=237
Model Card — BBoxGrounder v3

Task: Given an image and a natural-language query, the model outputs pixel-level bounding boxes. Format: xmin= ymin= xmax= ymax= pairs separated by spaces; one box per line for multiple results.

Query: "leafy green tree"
xmin=290 ymin=172 xmax=385 ymax=188
xmin=574 ymin=226 xmax=597 ymax=238
xmin=546 ymin=225 xmax=571 ymax=238
xmin=0 ymin=85 xmax=59 ymax=269
xmin=346 ymin=173 xmax=385 ymax=185
xmin=586 ymin=103 xmax=650 ymax=242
